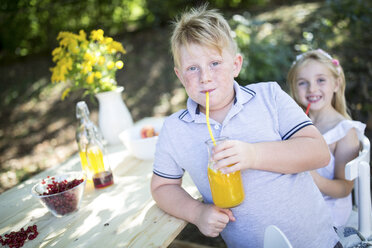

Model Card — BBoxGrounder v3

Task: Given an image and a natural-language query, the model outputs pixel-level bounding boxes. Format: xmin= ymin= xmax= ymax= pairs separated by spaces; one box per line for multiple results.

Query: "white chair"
xmin=345 ymin=134 xmax=372 ymax=239
xmin=264 ymin=225 xmax=293 ymax=248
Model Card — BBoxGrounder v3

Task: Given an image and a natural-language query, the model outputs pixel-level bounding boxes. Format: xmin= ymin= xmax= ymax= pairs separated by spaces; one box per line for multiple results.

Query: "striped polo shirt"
xmin=153 ymin=81 xmax=339 ymax=248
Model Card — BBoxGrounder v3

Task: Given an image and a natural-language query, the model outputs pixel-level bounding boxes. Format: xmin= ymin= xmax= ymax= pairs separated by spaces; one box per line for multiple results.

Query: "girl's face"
xmin=174 ymin=43 xmax=242 ymax=113
xmin=295 ymin=59 xmax=339 ymax=112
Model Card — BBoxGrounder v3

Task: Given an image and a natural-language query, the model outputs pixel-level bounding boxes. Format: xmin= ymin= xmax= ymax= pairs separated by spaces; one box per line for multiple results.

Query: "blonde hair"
xmin=287 ymin=49 xmax=350 ymax=119
xmin=170 ymin=4 xmax=237 ymax=68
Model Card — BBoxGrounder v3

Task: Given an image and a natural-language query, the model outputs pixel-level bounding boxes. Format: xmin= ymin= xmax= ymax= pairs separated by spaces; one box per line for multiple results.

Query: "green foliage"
xmin=0 ymin=0 xmax=148 ymax=61
xmin=0 ymin=0 xmax=270 ymax=62
xmin=0 ymin=0 xmax=370 ymax=117
xmin=231 ymin=14 xmax=293 ymax=87
xmin=145 ymin=0 xmax=269 ymax=25
xmin=212 ymin=0 xmax=269 ymax=8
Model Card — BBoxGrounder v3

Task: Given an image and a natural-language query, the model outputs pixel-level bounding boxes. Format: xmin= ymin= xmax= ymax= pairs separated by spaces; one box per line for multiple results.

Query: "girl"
xmin=287 ymin=49 xmax=366 ymax=227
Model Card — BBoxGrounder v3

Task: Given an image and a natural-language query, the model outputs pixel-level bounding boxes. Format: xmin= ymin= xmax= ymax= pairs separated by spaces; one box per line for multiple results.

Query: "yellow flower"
xmin=91 ymin=29 xmax=104 ymax=41
xmin=59 ymin=57 xmax=73 ymax=73
xmin=50 ymin=67 xmax=62 ymax=83
xmin=107 ymin=61 xmax=115 ymax=70
xmin=98 ymin=56 xmax=105 ymax=65
xmin=61 ymin=88 xmax=71 ymax=100
xmin=50 ymin=29 xmax=126 ymax=98
xmin=82 ymin=61 xmax=93 ymax=74
xmin=71 ymin=46 xmax=80 ymax=54
xmin=86 ymin=74 xmax=94 ymax=84
xmin=103 ymin=37 xmax=113 ymax=45
xmin=51 ymin=47 xmax=63 ymax=62
xmin=108 ymin=41 xmax=126 ymax=54
xmin=95 ymin=72 xmax=102 ymax=79
xmin=50 ymin=56 xmax=73 ymax=83
xmin=78 ymin=30 xmax=87 ymax=41
xmin=80 ymin=41 xmax=89 ymax=50
xmin=115 ymin=60 xmax=124 ymax=69
xmin=83 ymin=52 xmax=93 ymax=61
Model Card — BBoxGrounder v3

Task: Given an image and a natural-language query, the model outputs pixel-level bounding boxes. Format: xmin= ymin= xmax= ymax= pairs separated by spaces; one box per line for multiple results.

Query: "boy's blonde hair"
xmin=287 ymin=49 xmax=350 ymax=119
xmin=171 ymin=4 xmax=237 ymax=68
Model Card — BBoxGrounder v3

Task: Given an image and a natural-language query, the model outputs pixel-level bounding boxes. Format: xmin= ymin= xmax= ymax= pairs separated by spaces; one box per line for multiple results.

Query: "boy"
xmin=151 ymin=5 xmax=341 ymax=248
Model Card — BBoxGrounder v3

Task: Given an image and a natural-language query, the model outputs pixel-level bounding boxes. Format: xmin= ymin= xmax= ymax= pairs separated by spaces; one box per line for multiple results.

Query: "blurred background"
xmin=0 ymin=0 xmax=371 ymax=201
xmin=0 ymin=0 xmax=371 ymax=246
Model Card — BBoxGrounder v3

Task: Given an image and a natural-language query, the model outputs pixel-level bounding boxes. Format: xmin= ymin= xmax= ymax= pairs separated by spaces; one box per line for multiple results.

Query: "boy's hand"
xmin=212 ymin=140 xmax=256 ymax=174
xmin=195 ymin=204 xmax=235 ymax=237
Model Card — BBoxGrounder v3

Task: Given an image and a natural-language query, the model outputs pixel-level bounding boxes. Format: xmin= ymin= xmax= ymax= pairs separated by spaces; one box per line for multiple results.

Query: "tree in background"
xmin=0 ymin=0 xmax=269 ymax=61
xmin=0 ymin=0 xmax=370 ymax=119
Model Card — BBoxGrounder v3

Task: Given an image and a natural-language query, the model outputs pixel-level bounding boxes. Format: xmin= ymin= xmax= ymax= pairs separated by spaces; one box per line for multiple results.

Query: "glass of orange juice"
xmin=205 ymin=137 xmax=245 ymax=208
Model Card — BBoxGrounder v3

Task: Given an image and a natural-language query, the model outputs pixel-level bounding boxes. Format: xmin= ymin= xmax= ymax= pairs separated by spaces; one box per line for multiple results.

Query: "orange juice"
xmin=205 ymin=93 xmax=244 ymax=208
xmin=208 ymin=165 xmax=245 ymax=208
xmin=86 ymin=146 xmax=106 ymax=174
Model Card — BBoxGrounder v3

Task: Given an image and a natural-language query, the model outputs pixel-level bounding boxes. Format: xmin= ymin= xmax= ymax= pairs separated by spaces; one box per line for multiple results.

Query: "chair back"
xmin=345 ymin=135 xmax=371 ymax=238
xmin=264 ymin=225 xmax=293 ymax=248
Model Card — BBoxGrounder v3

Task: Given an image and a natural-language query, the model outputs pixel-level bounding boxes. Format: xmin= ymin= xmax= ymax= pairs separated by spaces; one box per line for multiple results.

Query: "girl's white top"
xmin=317 ymin=119 xmax=366 ymax=227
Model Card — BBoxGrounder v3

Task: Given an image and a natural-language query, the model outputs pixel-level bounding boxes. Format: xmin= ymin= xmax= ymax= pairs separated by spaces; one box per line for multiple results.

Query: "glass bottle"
xmin=76 ymin=101 xmax=91 ymax=179
xmin=76 ymin=101 xmax=105 ymax=180
xmin=206 ymin=137 xmax=245 ymax=208
xmin=86 ymin=124 xmax=114 ymax=189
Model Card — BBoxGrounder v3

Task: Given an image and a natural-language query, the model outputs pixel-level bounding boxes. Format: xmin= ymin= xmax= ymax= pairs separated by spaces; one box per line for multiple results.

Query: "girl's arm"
xmin=310 ymin=128 xmax=359 ymax=198
xmin=150 ymin=174 xmax=235 ymax=237
xmin=213 ymin=125 xmax=330 ymax=174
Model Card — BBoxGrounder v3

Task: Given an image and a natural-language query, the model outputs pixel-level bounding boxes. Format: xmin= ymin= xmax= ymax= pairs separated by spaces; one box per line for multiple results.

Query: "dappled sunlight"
xmin=28 ymin=202 xmax=101 ymax=247
xmin=0 ymin=26 xmax=179 ymax=194
xmin=0 ymin=65 xmax=80 ymax=193
xmin=0 ymin=1 xmax=370 ymax=247
xmin=257 ymin=3 xmax=320 ymax=25
xmin=20 ymin=194 xmax=33 ymax=202
xmin=0 ymin=142 xmax=198 ymax=245
xmin=28 ymin=158 xmax=158 ymax=247
xmin=0 ymin=154 xmax=86 ymax=236
xmin=0 ymin=202 xmax=47 ymax=234
xmin=72 ymin=210 xmax=105 ymax=237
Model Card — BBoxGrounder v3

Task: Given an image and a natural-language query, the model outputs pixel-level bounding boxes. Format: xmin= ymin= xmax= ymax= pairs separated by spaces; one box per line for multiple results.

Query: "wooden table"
xmin=0 ymin=145 xmax=201 ymax=247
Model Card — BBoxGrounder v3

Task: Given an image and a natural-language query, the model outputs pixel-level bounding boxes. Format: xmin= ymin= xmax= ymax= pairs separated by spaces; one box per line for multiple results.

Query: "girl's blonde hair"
xmin=287 ymin=49 xmax=350 ymax=119
xmin=170 ymin=4 xmax=237 ymax=69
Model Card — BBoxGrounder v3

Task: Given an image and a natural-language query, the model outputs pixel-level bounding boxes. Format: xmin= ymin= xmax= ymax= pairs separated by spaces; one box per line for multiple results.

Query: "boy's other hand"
xmin=195 ymin=204 xmax=235 ymax=237
xmin=212 ymin=140 xmax=256 ymax=174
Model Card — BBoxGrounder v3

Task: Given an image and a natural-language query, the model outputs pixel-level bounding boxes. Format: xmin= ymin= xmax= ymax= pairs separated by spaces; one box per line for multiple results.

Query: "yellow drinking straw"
xmin=206 ymin=92 xmax=216 ymax=146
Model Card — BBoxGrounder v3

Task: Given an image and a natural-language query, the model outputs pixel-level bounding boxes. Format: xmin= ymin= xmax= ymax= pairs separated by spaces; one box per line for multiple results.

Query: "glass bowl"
xmin=31 ymin=171 xmax=86 ymax=217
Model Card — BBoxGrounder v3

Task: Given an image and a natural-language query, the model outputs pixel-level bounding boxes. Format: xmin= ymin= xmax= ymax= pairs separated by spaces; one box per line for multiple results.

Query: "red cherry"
xmin=1 ymin=225 xmax=38 ymax=247
xmin=39 ymin=178 xmax=84 ymax=215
